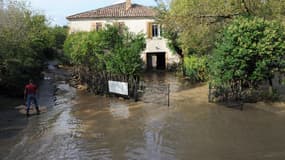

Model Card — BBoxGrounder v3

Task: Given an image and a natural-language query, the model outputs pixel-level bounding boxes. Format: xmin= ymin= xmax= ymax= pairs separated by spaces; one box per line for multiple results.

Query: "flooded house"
xmin=66 ymin=0 xmax=180 ymax=70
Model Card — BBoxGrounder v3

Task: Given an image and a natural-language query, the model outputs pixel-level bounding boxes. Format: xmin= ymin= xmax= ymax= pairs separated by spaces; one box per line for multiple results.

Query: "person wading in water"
xmin=24 ymin=80 xmax=40 ymax=116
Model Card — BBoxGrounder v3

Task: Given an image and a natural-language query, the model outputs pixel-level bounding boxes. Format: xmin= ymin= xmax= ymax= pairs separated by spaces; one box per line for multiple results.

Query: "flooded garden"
xmin=1 ymin=66 xmax=285 ymax=160
xmin=1 ymin=1 xmax=285 ymax=160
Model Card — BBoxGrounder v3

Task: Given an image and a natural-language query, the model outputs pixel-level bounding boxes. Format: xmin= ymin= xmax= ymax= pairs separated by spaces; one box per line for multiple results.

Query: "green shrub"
xmin=64 ymin=25 xmax=145 ymax=76
xmin=209 ymin=16 xmax=285 ymax=100
xmin=183 ymin=55 xmax=208 ymax=82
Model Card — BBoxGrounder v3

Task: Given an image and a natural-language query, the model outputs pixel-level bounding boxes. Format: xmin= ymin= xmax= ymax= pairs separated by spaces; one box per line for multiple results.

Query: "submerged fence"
xmin=74 ymin=67 xmax=171 ymax=105
xmin=139 ymin=82 xmax=170 ymax=106
xmin=77 ymin=67 xmax=140 ymax=100
xmin=208 ymin=82 xmax=244 ymax=110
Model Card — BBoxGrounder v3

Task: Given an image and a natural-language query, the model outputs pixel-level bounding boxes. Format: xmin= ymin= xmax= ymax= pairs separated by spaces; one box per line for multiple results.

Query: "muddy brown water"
xmin=1 ymin=71 xmax=285 ymax=160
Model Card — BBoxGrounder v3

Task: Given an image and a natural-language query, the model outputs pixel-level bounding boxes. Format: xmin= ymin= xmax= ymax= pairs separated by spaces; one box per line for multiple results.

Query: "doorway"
xmin=146 ymin=52 xmax=166 ymax=70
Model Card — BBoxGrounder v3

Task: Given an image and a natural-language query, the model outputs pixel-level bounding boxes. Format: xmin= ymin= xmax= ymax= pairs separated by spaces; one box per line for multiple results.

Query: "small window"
xmin=147 ymin=22 xmax=161 ymax=38
xmin=96 ymin=22 xmax=102 ymax=31
xmin=118 ymin=22 xmax=125 ymax=29
xmin=91 ymin=22 xmax=103 ymax=31
xmin=113 ymin=22 xmax=125 ymax=32
xmin=152 ymin=24 xmax=159 ymax=37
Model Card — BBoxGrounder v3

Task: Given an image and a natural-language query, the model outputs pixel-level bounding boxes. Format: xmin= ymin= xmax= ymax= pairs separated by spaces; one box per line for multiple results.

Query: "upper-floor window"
xmin=118 ymin=22 xmax=125 ymax=29
xmin=91 ymin=22 xmax=103 ymax=31
xmin=147 ymin=22 xmax=161 ymax=39
xmin=152 ymin=24 xmax=159 ymax=37
xmin=96 ymin=22 xmax=102 ymax=31
xmin=112 ymin=22 xmax=125 ymax=32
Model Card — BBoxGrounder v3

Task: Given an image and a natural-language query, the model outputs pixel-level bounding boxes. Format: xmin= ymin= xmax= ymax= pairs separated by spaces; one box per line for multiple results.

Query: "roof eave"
xmin=66 ymin=16 xmax=156 ymax=21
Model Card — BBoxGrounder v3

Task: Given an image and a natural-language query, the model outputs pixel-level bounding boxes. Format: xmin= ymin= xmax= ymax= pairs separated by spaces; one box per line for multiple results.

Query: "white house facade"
xmin=66 ymin=0 xmax=180 ymax=70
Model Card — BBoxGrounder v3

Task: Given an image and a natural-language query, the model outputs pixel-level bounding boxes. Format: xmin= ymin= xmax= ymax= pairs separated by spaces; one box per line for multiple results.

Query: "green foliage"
xmin=44 ymin=25 xmax=68 ymax=60
xmin=183 ymin=55 xmax=208 ymax=82
xmin=50 ymin=26 xmax=68 ymax=49
xmin=155 ymin=1 xmax=183 ymax=58
xmin=64 ymin=25 xmax=145 ymax=75
xmin=0 ymin=0 xmax=66 ymax=95
xmin=64 ymin=32 xmax=92 ymax=65
xmin=105 ymin=32 xmax=145 ymax=75
xmin=209 ymin=16 xmax=285 ymax=98
xmin=156 ymin=0 xmax=285 ymax=56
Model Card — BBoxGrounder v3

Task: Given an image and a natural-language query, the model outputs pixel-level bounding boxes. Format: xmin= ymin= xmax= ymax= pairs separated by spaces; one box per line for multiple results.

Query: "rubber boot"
xmin=26 ymin=109 xmax=30 ymax=117
xmin=36 ymin=107 xmax=40 ymax=115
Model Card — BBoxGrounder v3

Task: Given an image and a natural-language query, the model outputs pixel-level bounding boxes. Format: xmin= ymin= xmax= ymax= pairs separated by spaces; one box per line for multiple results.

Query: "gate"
xmin=208 ymin=83 xmax=244 ymax=110
xmin=139 ymin=81 xmax=170 ymax=106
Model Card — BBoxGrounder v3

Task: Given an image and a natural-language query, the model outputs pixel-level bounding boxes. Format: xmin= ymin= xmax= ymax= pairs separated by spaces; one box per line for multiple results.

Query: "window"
xmin=91 ymin=22 xmax=103 ymax=31
xmin=152 ymin=24 xmax=159 ymax=37
xmin=95 ymin=22 xmax=102 ymax=31
xmin=118 ymin=22 xmax=125 ymax=29
xmin=147 ymin=22 xmax=161 ymax=38
xmin=112 ymin=22 xmax=125 ymax=32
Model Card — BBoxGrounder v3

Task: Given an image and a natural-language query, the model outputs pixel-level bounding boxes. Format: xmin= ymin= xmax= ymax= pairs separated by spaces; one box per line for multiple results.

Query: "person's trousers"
xmin=26 ymin=94 xmax=39 ymax=113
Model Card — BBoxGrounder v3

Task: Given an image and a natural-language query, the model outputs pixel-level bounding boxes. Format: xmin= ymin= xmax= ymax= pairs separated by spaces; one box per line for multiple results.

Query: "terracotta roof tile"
xmin=66 ymin=2 xmax=156 ymax=20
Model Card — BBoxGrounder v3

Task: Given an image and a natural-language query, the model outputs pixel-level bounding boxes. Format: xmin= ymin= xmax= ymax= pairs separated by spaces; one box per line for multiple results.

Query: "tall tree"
xmin=157 ymin=0 xmax=285 ymax=56
xmin=0 ymin=0 xmax=55 ymax=95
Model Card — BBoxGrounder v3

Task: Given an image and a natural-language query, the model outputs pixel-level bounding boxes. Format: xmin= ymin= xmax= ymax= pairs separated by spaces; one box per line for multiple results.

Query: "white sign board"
xmin=108 ymin=80 xmax=128 ymax=96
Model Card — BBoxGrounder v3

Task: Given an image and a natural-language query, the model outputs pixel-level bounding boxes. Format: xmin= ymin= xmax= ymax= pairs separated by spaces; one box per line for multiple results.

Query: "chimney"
xmin=126 ymin=0 xmax=132 ymax=10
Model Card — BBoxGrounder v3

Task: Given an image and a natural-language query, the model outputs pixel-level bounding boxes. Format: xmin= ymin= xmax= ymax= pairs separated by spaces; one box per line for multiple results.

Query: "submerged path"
xmin=1 ymin=71 xmax=285 ymax=160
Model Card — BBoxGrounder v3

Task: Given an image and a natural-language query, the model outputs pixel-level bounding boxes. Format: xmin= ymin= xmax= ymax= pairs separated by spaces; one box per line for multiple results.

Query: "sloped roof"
xmin=66 ymin=2 xmax=156 ymax=20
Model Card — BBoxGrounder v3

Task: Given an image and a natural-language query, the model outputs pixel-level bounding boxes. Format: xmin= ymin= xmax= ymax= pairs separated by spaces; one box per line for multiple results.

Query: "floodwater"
xmin=2 ymin=71 xmax=285 ymax=160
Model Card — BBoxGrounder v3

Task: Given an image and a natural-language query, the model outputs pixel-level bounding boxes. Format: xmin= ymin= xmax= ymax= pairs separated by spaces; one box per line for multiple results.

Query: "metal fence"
xmin=78 ymin=68 xmax=140 ymax=100
xmin=208 ymin=83 xmax=244 ymax=110
xmin=139 ymin=82 xmax=170 ymax=106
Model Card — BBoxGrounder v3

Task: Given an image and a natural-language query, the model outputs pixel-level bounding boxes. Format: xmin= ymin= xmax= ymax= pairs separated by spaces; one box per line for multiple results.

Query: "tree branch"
xmin=241 ymin=0 xmax=251 ymax=14
xmin=194 ymin=13 xmax=242 ymax=19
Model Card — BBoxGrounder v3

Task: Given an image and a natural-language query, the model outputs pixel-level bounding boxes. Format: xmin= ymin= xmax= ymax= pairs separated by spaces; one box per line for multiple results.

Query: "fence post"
xmin=134 ymin=76 xmax=138 ymax=101
xmin=208 ymin=82 xmax=212 ymax=102
xmin=168 ymin=83 xmax=170 ymax=107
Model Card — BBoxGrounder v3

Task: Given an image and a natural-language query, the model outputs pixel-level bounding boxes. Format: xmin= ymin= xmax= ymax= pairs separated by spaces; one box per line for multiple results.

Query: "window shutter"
xmin=159 ymin=25 xmax=163 ymax=37
xmin=147 ymin=22 xmax=153 ymax=39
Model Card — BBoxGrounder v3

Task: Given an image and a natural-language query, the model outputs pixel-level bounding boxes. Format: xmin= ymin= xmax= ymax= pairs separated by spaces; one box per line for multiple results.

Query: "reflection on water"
xmin=2 ymin=72 xmax=285 ymax=160
xmin=72 ymin=95 xmax=175 ymax=160
xmin=143 ymin=71 xmax=192 ymax=92
xmin=3 ymin=82 xmax=84 ymax=160
xmin=109 ymin=100 xmax=130 ymax=119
